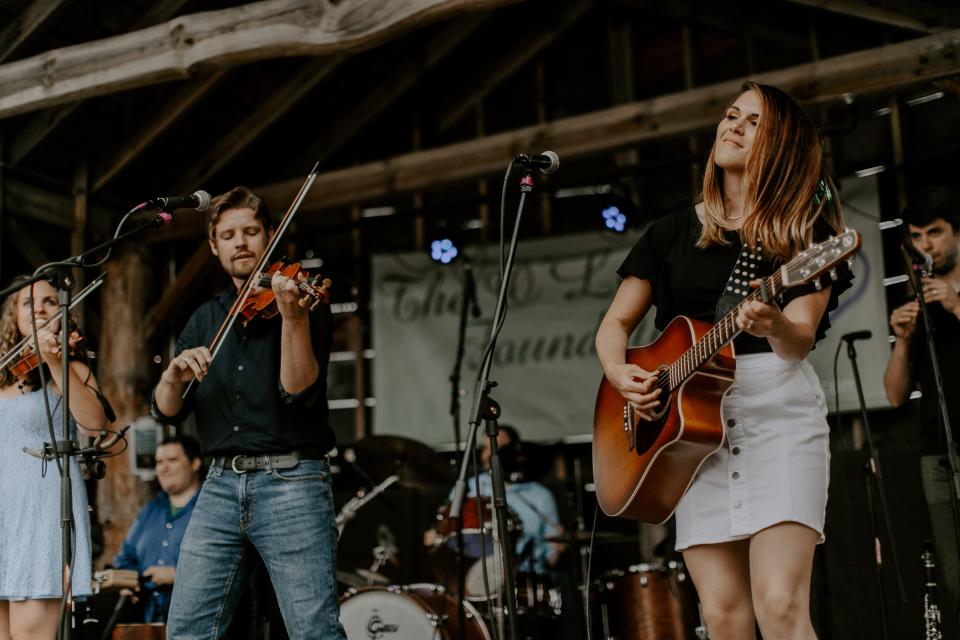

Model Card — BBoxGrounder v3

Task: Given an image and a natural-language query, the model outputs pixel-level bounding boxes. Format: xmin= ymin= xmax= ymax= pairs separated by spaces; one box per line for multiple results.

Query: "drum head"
xmin=339 ymin=587 xmax=439 ymax=639
xmin=464 ymin=553 xmax=505 ymax=601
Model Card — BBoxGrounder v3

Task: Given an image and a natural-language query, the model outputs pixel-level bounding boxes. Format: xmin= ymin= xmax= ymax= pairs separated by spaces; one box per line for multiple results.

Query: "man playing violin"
xmin=883 ymin=186 xmax=960 ymax=635
xmin=152 ymin=186 xmax=345 ymax=639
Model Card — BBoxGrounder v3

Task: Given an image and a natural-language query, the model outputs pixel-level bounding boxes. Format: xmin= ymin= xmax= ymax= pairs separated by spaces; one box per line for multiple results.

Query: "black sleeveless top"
xmin=617 ymin=207 xmax=853 ymax=355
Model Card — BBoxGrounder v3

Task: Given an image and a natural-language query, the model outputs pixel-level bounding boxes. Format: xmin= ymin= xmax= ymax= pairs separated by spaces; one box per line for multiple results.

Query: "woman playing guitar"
xmin=595 ymin=82 xmax=852 ymax=640
xmin=0 ymin=277 xmax=111 ymax=639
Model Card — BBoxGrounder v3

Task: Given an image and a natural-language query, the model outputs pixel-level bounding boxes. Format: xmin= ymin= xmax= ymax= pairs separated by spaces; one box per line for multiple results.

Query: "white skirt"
xmin=674 ymin=352 xmax=830 ymax=551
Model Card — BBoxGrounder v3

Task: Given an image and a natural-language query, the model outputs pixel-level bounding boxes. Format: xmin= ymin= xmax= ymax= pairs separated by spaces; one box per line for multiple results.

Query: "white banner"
xmin=371 ymin=180 xmax=889 ymax=446
xmin=371 ymin=231 xmax=656 ymax=446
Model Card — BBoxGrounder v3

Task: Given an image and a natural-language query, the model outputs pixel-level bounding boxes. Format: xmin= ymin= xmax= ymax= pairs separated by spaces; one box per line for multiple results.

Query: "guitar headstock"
xmin=780 ymin=229 xmax=861 ymax=289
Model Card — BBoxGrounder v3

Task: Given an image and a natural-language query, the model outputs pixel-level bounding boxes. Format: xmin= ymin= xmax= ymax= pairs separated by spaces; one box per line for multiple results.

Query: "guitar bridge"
xmin=623 ymin=403 xmax=636 ymax=452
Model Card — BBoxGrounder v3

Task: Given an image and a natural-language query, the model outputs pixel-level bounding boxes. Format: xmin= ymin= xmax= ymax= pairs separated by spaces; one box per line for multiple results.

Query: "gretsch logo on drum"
xmin=365 ymin=613 xmax=399 ymax=639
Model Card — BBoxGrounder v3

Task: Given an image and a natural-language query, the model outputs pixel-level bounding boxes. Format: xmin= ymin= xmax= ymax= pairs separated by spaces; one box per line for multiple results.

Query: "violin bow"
xmin=182 ymin=163 xmax=321 ymax=399
xmin=0 ymin=273 xmax=106 ymax=372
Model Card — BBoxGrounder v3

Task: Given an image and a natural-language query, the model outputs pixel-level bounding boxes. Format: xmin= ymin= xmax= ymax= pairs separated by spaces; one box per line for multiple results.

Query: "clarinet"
xmin=923 ymin=541 xmax=943 ymax=640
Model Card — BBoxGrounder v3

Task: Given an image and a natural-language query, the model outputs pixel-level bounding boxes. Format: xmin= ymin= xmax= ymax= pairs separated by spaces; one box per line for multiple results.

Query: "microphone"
xmin=140 ymin=190 xmax=211 ymax=212
xmin=901 ymin=241 xmax=933 ymax=275
xmin=841 ymin=330 xmax=872 ymax=342
xmin=515 ymin=151 xmax=560 ymax=175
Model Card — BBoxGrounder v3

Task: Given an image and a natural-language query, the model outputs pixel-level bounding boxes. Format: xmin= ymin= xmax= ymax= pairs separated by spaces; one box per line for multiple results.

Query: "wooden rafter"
xmin=144 ymin=241 xmax=213 ymax=340
xmin=0 ymin=0 xmax=521 ymax=120
xmin=435 ymin=0 xmax=591 ymax=133
xmin=9 ymin=0 xmax=199 ymax=165
xmin=172 ymin=57 xmax=343 ymax=193
xmin=92 ymin=69 xmax=228 ymax=193
xmin=3 ymin=216 xmax=51 ymax=268
xmin=245 ymin=29 xmax=960 ymax=218
xmin=0 ymin=0 xmax=69 ymax=63
xmin=783 ymin=0 xmax=956 ymax=33
xmin=134 ymin=26 xmax=949 ymax=230
xmin=286 ymin=13 xmax=486 ymax=171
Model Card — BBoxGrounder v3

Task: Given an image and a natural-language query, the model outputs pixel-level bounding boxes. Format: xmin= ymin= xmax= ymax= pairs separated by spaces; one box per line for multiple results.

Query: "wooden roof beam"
xmin=91 ymin=69 xmax=228 ymax=193
xmin=257 ymin=28 xmax=960 ymax=215
xmin=0 ymin=0 xmax=70 ymax=63
xmin=286 ymin=13 xmax=486 ymax=172
xmin=783 ymin=0 xmax=955 ymax=33
xmin=8 ymin=0 xmax=199 ymax=165
xmin=0 ymin=0 xmax=521 ymax=120
xmin=435 ymin=0 xmax=592 ymax=133
xmin=3 ymin=216 xmax=52 ymax=268
xmin=146 ymin=28 xmax=960 ymax=241
xmin=172 ymin=57 xmax=342 ymax=193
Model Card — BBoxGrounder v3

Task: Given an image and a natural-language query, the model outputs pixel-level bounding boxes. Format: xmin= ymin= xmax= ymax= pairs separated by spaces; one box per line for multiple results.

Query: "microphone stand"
xmin=448 ymin=256 xmax=479 ymax=640
xmin=902 ymin=246 xmax=960 ymax=559
xmin=844 ymin=333 xmax=907 ymax=640
xmin=0 ymin=206 xmax=174 ymax=640
xmin=450 ymin=166 xmax=536 ymax=640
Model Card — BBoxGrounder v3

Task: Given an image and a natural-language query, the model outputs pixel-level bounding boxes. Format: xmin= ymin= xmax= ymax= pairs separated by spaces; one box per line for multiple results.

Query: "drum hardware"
xmin=339 ymin=583 xmax=492 ymax=640
xmin=335 ymin=473 xmax=399 ymax=537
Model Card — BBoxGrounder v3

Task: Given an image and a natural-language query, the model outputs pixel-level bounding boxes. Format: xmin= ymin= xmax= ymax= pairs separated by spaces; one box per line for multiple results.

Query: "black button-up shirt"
xmin=152 ymin=287 xmax=335 ymax=456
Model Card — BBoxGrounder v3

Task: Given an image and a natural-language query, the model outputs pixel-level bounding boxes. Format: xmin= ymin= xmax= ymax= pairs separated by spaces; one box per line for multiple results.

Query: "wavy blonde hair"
xmin=698 ymin=81 xmax=844 ymax=263
xmin=0 ymin=277 xmax=83 ymax=389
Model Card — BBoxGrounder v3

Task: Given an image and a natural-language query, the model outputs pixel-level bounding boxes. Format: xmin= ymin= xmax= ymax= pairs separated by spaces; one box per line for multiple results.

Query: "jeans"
xmin=166 ymin=458 xmax=346 ymax=640
xmin=921 ymin=454 xmax=960 ymax=636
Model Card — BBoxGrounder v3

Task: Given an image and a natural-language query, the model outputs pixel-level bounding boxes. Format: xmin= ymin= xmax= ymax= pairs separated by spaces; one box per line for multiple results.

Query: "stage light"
xmin=430 ymin=238 xmax=460 ymax=265
xmin=602 ymin=205 xmax=627 ymax=233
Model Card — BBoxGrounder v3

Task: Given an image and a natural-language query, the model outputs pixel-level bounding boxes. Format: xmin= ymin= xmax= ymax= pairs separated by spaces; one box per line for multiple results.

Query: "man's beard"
xmin=934 ymin=248 xmax=958 ymax=275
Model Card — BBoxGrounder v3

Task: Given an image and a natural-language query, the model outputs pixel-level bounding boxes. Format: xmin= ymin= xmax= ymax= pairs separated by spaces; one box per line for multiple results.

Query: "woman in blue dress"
xmin=0 ymin=277 xmax=110 ymax=639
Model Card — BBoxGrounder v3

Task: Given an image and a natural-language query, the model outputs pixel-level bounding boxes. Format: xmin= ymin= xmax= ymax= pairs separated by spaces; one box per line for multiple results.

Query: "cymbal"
xmin=545 ymin=530 xmax=637 ymax=545
xmin=348 ymin=435 xmax=452 ymax=488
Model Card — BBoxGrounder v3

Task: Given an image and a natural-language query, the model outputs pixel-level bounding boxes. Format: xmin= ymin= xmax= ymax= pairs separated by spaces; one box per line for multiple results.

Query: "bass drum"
xmin=339 ymin=583 xmax=491 ymax=640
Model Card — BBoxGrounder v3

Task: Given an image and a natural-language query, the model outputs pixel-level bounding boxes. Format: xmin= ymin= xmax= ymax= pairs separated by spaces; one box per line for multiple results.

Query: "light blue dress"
xmin=0 ymin=385 xmax=92 ymax=600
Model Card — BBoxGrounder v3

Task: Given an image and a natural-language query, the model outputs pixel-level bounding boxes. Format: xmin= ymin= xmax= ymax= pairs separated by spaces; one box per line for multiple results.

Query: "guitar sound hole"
xmin=634 ymin=410 xmax=666 ymax=455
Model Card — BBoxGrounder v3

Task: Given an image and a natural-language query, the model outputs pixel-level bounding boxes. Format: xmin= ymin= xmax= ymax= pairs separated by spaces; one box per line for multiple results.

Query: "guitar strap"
xmin=714 ymin=241 xmax=763 ymax=323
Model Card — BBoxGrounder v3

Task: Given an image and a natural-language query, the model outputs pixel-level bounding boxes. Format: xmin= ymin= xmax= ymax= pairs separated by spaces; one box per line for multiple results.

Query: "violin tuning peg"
xmin=310 ymin=299 xmax=321 ymax=311
xmin=322 ymin=278 xmax=332 ymax=289
xmin=298 ymin=297 xmax=310 ymax=308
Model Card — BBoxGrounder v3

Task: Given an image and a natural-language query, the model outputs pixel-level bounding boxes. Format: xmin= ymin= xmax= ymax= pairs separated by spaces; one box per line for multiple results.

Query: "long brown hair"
xmin=0 ymin=277 xmax=83 ymax=390
xmin=698 ymin=81 xmax=844 ymax=263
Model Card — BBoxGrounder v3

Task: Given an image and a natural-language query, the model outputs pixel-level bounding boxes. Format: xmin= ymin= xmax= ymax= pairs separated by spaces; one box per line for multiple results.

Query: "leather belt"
xmin=210 ymin=449 xmax=327 ymax=474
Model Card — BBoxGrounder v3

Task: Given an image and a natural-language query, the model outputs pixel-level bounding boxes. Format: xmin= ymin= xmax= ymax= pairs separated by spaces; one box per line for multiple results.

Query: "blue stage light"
xmin=430 ymin=238 xmax=460 ymax=264
xmin=602 ymin=205 xmax=627 ymax=233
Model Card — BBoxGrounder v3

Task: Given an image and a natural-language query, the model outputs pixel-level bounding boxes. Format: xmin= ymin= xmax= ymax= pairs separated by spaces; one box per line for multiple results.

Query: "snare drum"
xmin=339 ymin=583 xmax=491 ymax=640
xmin=596 ymin=561 xmax=699 ymax=640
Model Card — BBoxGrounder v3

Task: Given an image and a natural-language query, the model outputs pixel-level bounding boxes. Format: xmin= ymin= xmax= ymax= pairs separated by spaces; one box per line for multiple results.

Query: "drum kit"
xmin=334 ymin=435 xmax=704 ymax=640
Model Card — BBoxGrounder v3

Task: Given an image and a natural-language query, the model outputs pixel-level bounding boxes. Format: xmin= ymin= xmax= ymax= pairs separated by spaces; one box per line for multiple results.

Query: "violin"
xmin=7 ymin=328 xmax=85 ymax=379
xmin=238 ymin=260 xmax=332 ymax=326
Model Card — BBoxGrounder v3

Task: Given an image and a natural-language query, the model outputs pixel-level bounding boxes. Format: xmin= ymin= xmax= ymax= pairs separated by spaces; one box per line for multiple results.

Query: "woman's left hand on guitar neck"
xmin=737 ymin=279 xmax=830 ymax=362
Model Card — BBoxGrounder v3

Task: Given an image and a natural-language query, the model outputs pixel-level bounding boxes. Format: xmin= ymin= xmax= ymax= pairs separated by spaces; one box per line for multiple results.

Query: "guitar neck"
xmin=667 ymin=269 xmax=785 ymax=392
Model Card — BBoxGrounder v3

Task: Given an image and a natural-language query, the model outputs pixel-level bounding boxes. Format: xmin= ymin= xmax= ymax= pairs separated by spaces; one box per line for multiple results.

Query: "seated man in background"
xmin=113 ymin=435 xmax=202 ymax=623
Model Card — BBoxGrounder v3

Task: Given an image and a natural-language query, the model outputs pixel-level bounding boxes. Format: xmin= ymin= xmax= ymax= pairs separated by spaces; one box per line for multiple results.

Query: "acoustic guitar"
xmin=593 ymin=229 xmax=861 ymax=523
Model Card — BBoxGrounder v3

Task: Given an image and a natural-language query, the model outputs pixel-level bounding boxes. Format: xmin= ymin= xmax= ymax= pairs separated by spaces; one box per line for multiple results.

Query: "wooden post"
xmin=889 ymin=96 xmax=907 ymax=213
xmin=350 ymin=204 xmax=366 ymax=440
xmin=71 ymin=163 xmax=87 ymax=310
xmin=96 ymin=246 xmax=151 ymax=566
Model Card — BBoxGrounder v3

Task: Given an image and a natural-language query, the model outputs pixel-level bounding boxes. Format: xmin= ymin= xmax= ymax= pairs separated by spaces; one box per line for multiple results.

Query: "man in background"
xmin=113 ymin=435 xmax=202 ymax=623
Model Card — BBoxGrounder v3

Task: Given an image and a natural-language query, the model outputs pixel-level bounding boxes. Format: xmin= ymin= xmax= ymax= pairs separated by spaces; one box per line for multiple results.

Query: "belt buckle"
xmin=231 ymin=455 xmax=248 ymax=474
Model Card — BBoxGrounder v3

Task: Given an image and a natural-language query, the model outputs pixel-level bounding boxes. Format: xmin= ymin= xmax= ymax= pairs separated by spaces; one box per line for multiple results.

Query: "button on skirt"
xmin=675 ymin=353 xmax=830 ymax=551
